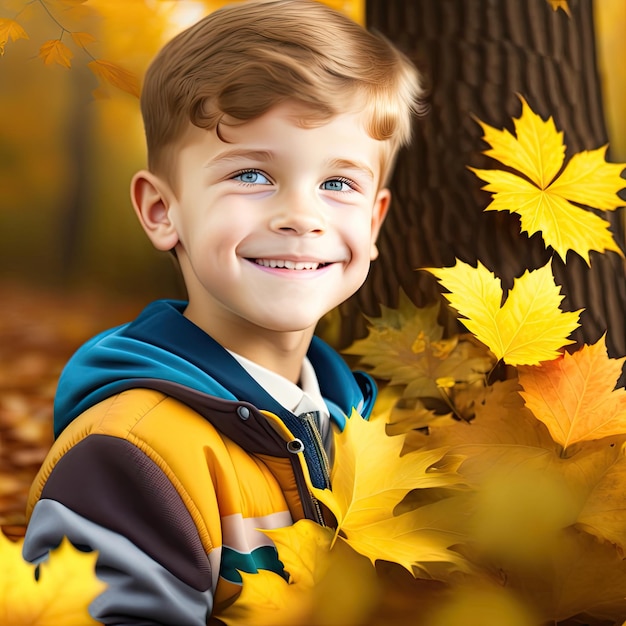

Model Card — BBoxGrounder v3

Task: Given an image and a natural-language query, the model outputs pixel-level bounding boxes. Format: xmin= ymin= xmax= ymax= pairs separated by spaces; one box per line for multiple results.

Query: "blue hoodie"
xmin=53 ymin=299 xmax=376 ymax=489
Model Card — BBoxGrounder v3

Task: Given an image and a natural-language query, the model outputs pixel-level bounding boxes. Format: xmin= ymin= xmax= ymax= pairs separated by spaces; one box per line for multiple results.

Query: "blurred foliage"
xmin=0 ymin=281 xmax=144 ymax=528
xmin=594 ymin=0 xmax=626 ymax=162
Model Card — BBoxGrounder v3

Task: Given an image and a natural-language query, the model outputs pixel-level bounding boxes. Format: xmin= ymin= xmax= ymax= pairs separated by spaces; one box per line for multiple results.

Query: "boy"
xmin=23 ymin=0 xmax=421 ymax=623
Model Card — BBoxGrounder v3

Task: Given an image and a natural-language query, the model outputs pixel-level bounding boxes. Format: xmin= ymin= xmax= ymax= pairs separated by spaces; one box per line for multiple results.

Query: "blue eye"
xmin=233 ymin=170 xmax=271 ymax=185
xmin=321 ymin=178 xmax=352 ymax=192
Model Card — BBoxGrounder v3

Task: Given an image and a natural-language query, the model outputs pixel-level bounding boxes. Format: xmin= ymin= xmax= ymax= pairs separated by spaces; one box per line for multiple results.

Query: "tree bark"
xmin=339 ymin=0 xmax=625 ymax=380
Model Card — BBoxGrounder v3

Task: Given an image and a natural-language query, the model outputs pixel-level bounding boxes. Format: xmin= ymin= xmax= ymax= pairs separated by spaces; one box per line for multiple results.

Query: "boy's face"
xmin=135 ymin=101 xmax=390 ymax=345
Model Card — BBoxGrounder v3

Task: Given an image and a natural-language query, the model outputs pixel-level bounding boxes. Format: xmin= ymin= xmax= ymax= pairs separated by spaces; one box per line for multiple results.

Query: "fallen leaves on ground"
xmin=0 ymin=281 xmax=144 ymax=531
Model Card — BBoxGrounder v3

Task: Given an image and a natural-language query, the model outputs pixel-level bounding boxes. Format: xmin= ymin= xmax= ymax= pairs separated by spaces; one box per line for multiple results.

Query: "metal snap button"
xmin=237 ymin=406 xmax=250 ymax=420
xmin=286 ymin=439 xmax=304 ymax=453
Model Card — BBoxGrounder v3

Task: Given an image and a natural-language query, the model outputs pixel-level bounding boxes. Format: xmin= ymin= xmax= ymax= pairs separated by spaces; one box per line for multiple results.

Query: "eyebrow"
xmin=326 ymin=158 xmax=375 ymax=181
xmin=204 ymin=151 xmax=375 ymax=180
xmin=204 ymin=149 xmax=275 ymax=169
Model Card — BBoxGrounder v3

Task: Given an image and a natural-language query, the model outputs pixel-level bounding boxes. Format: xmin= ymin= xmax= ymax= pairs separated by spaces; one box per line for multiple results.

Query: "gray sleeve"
xmin=22 ymin=434 xmax=219 ymax=626
xmin=24 ymin=501 xmax=215 ymax=626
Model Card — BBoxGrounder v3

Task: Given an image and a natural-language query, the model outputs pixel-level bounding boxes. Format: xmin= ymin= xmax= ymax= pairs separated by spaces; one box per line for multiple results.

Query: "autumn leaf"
xmin=218 ymin=520 xmax=379 ymax=626
xmin=310 ymin=410 xmax=468 ymax=573
xmin=471 ymin=97 xmax=626 ymax=264
xmin=0 ymin=18 xmax=28 ymax=55
xmin=572 ymin=442 xmax=626 ymax=554
xmin=218 ymin=569 xmax=308 ymax=626
xmin=70 ymin=31 xmax=96 ymax=48
xmin=344 ymin=292 xmax=493 ymax=399
xmin=402 ymin=379 xmax=557 ymax=453
xmin=48 ymin=0 xmax=89 ymax=7
xmin=547 ymin=0 xmax=571 ymax=15
xmin=264 ymin=519 xmax=333 ymax=586
xmin=39 ymin=40 xmax=74 ymax=68
xmin=426 ymin=260 xmax=580 ymax=366
xmin=518 ymin=335 xmax=626 ymax=450
xmin=0 ymin=534 xmax=106 ymax=625
xmin=87 ymin=59 xmax=141 ymax=98
xmin=504 ymin=528 xmax=626 ymax=622
xmin=422 ymin=584 xmax=540 ymax=626
xmin=469 ymin=462 xmax=580 ymax=566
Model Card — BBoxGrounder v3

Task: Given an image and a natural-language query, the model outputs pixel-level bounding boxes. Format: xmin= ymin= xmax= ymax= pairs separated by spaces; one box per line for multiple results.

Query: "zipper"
xmin=297 ymin=412 xmax=331 ymax=490
xmin=297 ymin=412 xmax=331 ymax=527
xmin=259 ymin=408 xmax=331 ymax=526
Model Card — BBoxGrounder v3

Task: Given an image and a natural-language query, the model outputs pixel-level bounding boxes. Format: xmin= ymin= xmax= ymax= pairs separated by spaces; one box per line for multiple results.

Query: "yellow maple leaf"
xmin=264 ymin=519 xmax=334 ymax=586
xmin=310 ymin=410 xmax=468 ymax=573
xmin=87 ymin=59 xmax=141 ymax=98
xmin=218 ymin=520 xmax=379 ymax=626
xmin=0 ymin=534 xmax=106 ymax=625
xmin=218 ymin=569 xmax=308 ymax=626
xmin=471 ymin=97 xmax=626 ymax=264
xmin=343 ymin=292 xmax=493 ymax=399
xmin=426 ymin=259 xmax=580 ymax=366
xmin=0 ymin=18 xmax=28 ymax=55
xmin=39 ymin=39 xmax=74 ymax=68
xmin=518 ymin=335 xmax=626 ymax=451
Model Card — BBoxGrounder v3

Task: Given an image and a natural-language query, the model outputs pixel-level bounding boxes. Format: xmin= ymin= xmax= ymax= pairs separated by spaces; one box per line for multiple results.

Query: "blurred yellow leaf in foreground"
xmin=0 ymin=533 xmax=106 ymax=626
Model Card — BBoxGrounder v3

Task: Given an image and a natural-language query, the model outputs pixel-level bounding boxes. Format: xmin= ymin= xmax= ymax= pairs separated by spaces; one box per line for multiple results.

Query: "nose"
xmin=269 ymin=191 xmax=326 ymax=236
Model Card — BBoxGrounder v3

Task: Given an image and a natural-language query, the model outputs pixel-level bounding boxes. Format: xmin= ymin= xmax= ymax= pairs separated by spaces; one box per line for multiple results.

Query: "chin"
xmin=255 ymin=311 xmax=326 ymax=334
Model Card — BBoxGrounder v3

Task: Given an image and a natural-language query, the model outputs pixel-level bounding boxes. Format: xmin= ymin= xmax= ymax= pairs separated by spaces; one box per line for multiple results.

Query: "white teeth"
xmin=255 ymin=259 xmax=321 ymax=270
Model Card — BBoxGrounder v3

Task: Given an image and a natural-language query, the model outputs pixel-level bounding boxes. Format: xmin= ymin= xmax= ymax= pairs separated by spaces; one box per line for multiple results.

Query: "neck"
xmin=183 ymin=306 xmax=315 ymax=384
xmin=227 ymin=331 xmax=314 ymax=383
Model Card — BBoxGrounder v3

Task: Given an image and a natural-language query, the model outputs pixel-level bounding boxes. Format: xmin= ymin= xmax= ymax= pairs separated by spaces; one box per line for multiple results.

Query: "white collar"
xmin=227 ymin=350 xmax=330 ymax=422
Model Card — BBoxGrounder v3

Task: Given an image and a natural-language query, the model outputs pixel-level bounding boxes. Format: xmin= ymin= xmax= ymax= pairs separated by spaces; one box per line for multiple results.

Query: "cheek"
xmin=344 ymin=218 xmax=376 ymax=259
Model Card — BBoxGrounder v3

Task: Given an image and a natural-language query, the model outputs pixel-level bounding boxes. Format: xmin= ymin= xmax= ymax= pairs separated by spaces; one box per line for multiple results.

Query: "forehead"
xmin=178 ymin=102 xmax=387 ymax=180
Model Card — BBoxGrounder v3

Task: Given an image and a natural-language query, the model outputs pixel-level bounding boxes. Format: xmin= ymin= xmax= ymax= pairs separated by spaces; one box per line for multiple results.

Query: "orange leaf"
xmin=39 ymin=40 xmax=73 ymax=68
xmin=87 ymin=59 xmax=140 ymax=98
xmin=518 ymin=336 xmax=626 ymax=450
xmin=70 ymin=31 xmax=96 ymax=48
xmin=0 ymin=18 xmax=28 ymax=54
xmin=547 ymin=0 xmax=571 ymax=15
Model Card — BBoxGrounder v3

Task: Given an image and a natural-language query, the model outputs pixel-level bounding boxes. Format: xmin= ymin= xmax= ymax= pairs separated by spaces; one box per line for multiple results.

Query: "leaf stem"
xmin=32 ymin=0 xmax=98 ymax=61
xmin=36 ymin=0 xmax=65 ymax=32
xmin=437 ymin=386 xmax=468 ymax=422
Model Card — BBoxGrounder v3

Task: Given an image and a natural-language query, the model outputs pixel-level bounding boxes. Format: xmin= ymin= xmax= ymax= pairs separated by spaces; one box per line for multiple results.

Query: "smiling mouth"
xmin=251 ymin=259 xmax=331 ymax=270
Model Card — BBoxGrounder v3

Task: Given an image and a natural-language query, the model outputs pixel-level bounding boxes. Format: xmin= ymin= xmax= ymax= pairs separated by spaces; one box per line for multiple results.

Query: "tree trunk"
xmin=338 ymin=0 xmax=625 ymax=380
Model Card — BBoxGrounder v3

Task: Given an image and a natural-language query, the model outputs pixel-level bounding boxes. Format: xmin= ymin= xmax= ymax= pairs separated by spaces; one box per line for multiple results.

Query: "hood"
xmin=53 ymin=300 xmax=376 ymax=439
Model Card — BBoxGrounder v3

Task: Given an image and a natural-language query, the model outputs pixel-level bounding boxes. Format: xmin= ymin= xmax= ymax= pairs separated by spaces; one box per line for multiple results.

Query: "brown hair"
xmin=140 ymin=0 xmax=422 ymax=185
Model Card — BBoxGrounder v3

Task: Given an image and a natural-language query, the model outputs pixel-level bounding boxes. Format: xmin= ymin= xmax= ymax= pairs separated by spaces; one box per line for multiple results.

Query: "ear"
xmin=369 ymin=187 xmax=391 ymax=260
xmin=130 ymin=170 xmax=179 ymax=251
